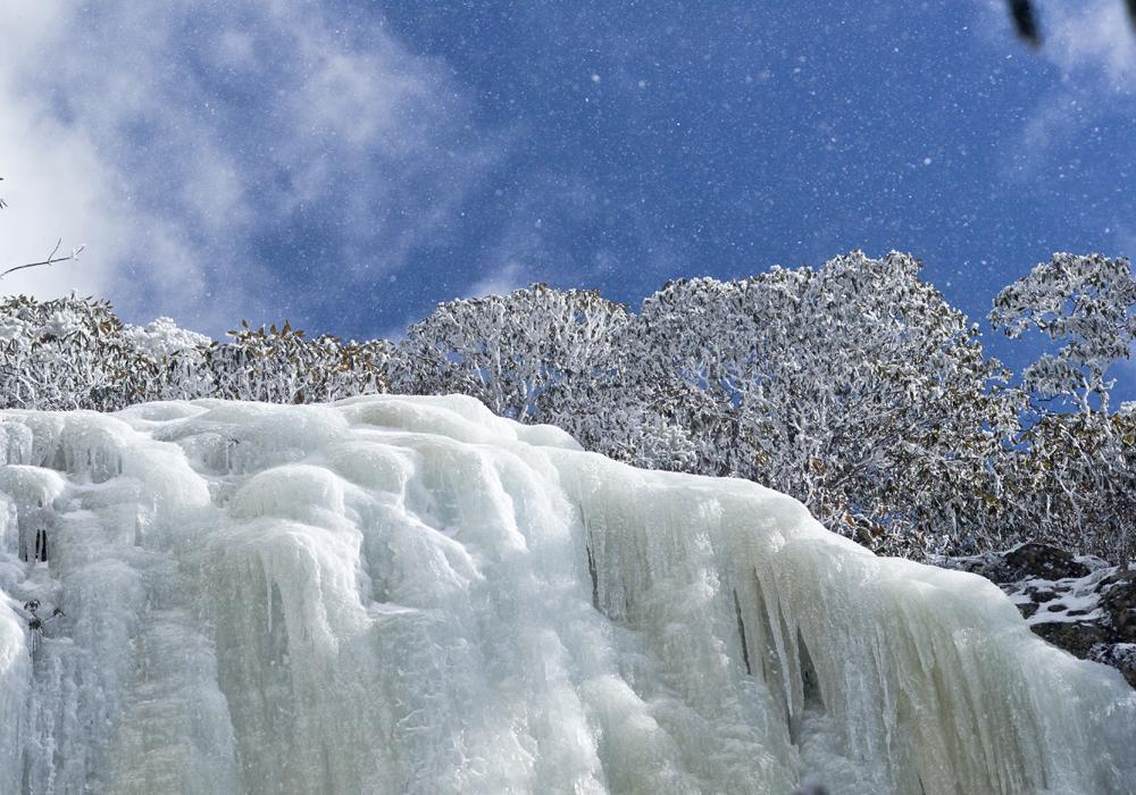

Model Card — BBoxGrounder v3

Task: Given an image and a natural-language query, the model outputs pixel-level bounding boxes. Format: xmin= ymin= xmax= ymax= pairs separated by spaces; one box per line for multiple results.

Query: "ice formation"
xmin=0 ymin=395 xmax=1133 ymax=794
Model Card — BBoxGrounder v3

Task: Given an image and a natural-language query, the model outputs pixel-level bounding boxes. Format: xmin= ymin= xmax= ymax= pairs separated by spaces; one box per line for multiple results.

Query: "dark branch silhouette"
xmin=1008 ymin=0 xmax=1136 ymax=46
xmin=1008 ymin=0 xmax=1040 ymax=46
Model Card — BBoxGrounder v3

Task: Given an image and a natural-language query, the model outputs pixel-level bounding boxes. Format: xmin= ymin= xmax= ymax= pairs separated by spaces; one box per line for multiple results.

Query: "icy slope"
xmin=0 ymin=396 xmax=1133 ymax=794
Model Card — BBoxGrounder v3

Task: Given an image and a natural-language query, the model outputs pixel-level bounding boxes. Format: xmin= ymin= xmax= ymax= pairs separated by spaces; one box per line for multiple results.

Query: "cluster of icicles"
xmin=0 ymin=395 xmax=1133 ymax=794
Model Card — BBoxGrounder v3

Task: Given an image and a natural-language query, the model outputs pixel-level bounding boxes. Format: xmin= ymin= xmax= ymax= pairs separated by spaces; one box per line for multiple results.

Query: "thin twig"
xmin=0 ymin=238 xmax=86 ymax=280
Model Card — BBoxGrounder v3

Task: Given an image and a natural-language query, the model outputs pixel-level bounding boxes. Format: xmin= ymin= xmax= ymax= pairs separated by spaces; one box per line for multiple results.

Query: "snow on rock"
xmin=936 ymin=543 xmax=1136 ymax=688
xmin=0 ymin=395 xmax=1133 ymax=794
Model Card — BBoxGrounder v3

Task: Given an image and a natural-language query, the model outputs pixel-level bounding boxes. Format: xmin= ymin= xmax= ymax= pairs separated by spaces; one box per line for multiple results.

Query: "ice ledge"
xmin=0 ymin=395 xmax=1132 ymax=794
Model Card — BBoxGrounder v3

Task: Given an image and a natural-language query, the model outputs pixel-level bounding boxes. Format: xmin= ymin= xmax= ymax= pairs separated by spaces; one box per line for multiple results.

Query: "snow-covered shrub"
xmin=206 ymin=321 xmax=394 ymax=404
xmin=0 ymin=294 xmax=161 ymax=411
xmin=0 ymin=305 xmax=394 ymax=410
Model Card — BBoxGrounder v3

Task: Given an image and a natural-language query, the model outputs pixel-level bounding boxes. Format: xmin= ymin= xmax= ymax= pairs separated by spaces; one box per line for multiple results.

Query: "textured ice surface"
xmin=0 ymin=395 xmax=1133 ymax=794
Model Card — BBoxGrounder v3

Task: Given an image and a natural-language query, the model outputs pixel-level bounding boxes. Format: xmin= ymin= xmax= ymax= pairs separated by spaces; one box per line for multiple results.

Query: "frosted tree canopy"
xmin=2 ymin=251 xmax=1133 ymax=563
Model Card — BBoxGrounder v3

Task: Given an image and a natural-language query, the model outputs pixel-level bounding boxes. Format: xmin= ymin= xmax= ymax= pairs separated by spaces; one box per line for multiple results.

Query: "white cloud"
xmin=971 ymin=1 xmax=1136 ymax=179
xmin=0 ymin=2 xmax=497 ymax=334
xmin=972 ymin=0 xmax=1136 ymax=87
xmin=0 ymin=89 xmax=132 ymax=300
xmin=1044 ymin=0 xmax=1136 ymax=89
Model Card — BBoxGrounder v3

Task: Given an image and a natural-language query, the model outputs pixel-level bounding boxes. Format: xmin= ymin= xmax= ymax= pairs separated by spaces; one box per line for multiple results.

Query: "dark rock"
xmin=1098 ymin=569 xmax=1136 ymax=639
xmin=934 ymin=544 xmax=1135 ymax=690
xmin=1000 ymin=542 xmax=1092 ymax=583
xmin=1090 ymin=643 xmax=1136 ymax=689
xmin=936 ymin=542 xmax=1093 ymax=585
xmin=1030 ymin=621 xmax=1108 ymax=659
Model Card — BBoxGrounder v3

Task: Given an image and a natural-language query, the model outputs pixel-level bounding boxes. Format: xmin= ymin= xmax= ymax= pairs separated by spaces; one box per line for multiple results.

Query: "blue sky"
xmin=2 ymin=1 xmax=1134 ymax=395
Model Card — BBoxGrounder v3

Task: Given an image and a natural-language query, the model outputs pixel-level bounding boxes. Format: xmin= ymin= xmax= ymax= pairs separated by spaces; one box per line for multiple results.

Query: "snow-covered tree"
xmin=1002 ymin=410 xmax=1135 ymax=562
xmin=596 ymin=252 xmax=1021 ymax=555
xmin=989 ymin=254 xmax=1136 ymax=561
xmin=2 ymin=250 xmax=1132 ymax=562
xmin=398 ymin=284 xmax=631 ymax=422
xmin=991 ymin=253 xmax=1136 ymax=415
xmin=0 ymin=294 xmax=159 ymax=411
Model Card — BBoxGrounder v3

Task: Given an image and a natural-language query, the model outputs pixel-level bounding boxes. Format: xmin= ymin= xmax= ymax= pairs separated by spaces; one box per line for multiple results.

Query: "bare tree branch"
xmin=1 ymin=238 xmax=86 ymax=280
xmin=0 ymin=177 xmax=85 ymax=279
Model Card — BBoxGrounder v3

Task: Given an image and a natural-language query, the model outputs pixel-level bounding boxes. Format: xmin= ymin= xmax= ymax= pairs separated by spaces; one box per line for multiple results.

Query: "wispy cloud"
xmin=973 ymin=0 xmax=1136 ymax=87
xmin=0 ymin=2 xmax=499 ymax=333
xmin=1044 ymin=0 xmax=1136 ymax=89
xmin=971 ymin=0 xmax=1136 ymax=184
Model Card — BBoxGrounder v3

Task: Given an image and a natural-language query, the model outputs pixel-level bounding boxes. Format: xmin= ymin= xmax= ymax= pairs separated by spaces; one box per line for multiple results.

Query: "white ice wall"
xmin=0 ymin=395 xmax=1132 ymax=794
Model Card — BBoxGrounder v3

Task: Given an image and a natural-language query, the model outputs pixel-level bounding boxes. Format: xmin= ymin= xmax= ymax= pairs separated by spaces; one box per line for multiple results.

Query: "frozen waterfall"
xmin=0 ymin=395 xmax=1133 ymax=794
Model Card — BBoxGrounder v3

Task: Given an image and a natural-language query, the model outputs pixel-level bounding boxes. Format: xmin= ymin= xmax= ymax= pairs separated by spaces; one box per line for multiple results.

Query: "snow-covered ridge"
xmin=0 ymin=396 xmax=1133 ymax=794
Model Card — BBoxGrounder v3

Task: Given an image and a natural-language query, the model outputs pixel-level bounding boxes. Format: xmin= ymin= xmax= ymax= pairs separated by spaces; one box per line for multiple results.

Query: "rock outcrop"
xmin=934 ymin=542 xmax=1136 ymax=688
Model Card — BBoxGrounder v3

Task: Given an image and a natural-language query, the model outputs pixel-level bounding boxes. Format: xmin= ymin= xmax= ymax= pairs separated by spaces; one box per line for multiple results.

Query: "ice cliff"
xmin=0 ymin=395 xmax=1133 ymax=794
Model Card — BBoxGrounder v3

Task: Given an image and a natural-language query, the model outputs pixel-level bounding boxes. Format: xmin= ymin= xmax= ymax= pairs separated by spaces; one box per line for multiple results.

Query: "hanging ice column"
xmin=0 ymin=395 xmax=1133 ymax=794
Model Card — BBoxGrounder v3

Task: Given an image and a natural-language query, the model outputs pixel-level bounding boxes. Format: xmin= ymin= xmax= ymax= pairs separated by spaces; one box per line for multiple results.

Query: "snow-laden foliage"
xmin=0 ymin=295 xmax=161 ymax=411
xmin=1 ymin=397 xmax=1133 ymax=793
xmin=996 ymin=401 xmax=1136 ymax=560
xmin=989 ymin=253 xmax=1136 ymax=562
xmin=991 ymin=252 xmax=1136 ymax=415
xmin=398 ymin=284 xmax=632 ymax=421
xmin=553 ymin=253 xmax=1024 ymax=557
xmin=2 ymin=251 xmax=1134 ymax=562
xmin=206 ymin=321 xmax=394 ymax=404
xmin=0 ymin=303 xmax=395 ymax=409
xmin=122 ymin=315 xmax=212 ymax=360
